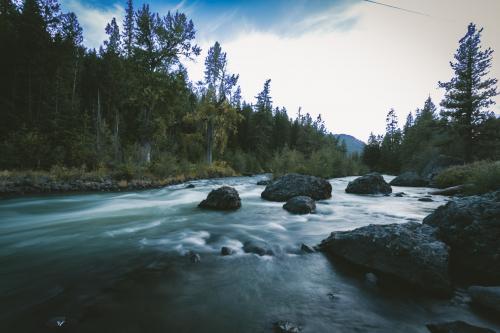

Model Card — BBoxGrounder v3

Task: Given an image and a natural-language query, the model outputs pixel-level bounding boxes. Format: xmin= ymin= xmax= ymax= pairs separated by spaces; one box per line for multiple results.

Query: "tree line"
xmin=0 ymin=0 xmax=363 ymax=178
xmin=363 ymin=23 xmax=499 ymax=175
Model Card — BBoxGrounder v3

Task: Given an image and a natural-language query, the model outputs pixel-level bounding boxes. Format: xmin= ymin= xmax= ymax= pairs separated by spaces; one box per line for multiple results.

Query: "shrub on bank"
xmin=434 ymin=160 xmax=500 ymax=194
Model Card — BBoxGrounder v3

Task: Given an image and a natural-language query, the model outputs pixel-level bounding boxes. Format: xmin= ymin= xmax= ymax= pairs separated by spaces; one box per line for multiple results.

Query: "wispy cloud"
xmin=61 ymin=0 xmax=124 ymax=50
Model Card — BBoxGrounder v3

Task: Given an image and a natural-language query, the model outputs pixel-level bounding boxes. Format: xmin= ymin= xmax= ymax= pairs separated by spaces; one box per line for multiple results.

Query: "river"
xmin=1 ymin=175 xmax=498 ymax=332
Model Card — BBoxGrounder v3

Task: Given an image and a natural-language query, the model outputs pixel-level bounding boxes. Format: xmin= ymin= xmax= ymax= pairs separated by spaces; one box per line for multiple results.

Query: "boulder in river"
xmin=318 ymin=222 xmax=452 ymax=295
xmin=468 ymin=286 xmax=500 ymax=315
xmin=221 ymin=246 xmax=235 ymax=256
xmin=243 ymin=240 xmax=274 ymax=256
xmin=423 ymin=191 xmax=500 ymax=284
xmin=261 ymin=173 xmax=332 ymax=202
xmin=345 ymin=173 xmax=392 ymax=195
xmin=419 ymin=197 xmax=434 ymax=202
xmin=257 ymin=180 xmax=271 ymax=186
xmin=390 ymin=171 xmax=428 ymax=187
xmin=283 ymin=196 xmax=316 ymax=214
xmin=426 ymin=321 xmax=496 ymax=333
xmin=198 ymin=186 xmax=241 ymax=210
xmin=421 ymin=155 xmax=463 ymax=185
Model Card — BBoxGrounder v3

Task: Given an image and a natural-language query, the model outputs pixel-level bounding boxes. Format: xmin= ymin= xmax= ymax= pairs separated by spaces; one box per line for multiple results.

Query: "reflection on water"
xmin=0 ymin=175 xmax=498 ymax=332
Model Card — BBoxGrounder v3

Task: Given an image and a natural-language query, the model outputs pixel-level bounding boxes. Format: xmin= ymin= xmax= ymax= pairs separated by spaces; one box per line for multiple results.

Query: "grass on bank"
xmin=434 ymin=160 xmax=500 ymax=194
xmin=0 ymin=160 xmax=238 ymax=185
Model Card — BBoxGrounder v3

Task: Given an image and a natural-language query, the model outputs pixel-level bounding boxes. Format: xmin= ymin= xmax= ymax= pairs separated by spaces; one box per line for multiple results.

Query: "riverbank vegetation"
xmin=362 ymin=23 xmax=499 ymax=191
xmin=0 ymin=0 xmax=363 ymax=181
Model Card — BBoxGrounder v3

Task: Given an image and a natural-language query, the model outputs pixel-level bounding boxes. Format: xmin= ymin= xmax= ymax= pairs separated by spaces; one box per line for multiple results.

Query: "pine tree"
xmin=439 ymin=23 xmax=498 ymax=161
xmin=122 ymin=0 xmax=134 ymax=58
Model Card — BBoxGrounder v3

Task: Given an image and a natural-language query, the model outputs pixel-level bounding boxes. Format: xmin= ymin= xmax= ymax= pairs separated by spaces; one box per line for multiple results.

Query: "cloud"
xmin=61 ymin=0 xmax=124 ymax=50
xmin=185 ymin=0 xmax=500 ymax=140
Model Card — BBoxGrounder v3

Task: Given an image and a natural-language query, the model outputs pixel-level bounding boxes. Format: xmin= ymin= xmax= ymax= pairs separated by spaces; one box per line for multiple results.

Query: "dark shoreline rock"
xmin=390 ymin=171 xmax=428 ymax=187
xmin=423 ymin=191 xmax=500 ymax=285
xmin=198 ymin=186 xmax=241 ymax=211
xmin=426 ymin=321 xmax=496 ymax=333
xmin=345 ymin=173 xmax=392 ymax=195
xmin=261 ymin=174 xmax=332 ymax=202
xmin=318 ymin=222 xmax=452 ymax=296
xmin=283 ymin=196 xmax=316 ymax=214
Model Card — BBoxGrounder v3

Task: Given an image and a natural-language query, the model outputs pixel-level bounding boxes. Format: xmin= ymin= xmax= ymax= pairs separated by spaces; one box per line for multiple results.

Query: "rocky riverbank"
xmin=0 ymin=172 xmax=235 ymax=197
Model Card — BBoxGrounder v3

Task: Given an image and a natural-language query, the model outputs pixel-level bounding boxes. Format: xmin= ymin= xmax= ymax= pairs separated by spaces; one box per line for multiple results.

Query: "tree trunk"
xmin=114 ymin=109 xmax=120 ymax=162
xmin=206 ymin=118 xmax=213 ymax=165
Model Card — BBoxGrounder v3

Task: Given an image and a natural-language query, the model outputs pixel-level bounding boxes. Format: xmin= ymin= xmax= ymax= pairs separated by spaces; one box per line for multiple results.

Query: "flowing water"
xmin=1 ymin=175 xmax=499 ymax=332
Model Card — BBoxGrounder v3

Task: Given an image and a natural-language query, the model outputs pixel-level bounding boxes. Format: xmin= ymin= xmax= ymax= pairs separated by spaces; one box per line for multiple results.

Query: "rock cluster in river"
xmin=261 ymin=174 xmax=332 ymax=202
xmin=345 ymin=173 xmax=392 ymax=195
xmin=423 ymin=191 xmax=500 ymax=284
xmin=318 ymin=222 xmax=452 ymax=295
xmin=319 ymin=190 xmax=500 ymax=297
xmin=283 ymin=196 xmax=316 ymax=214
xmin=198 ymin=186 xmax=241 ymax=211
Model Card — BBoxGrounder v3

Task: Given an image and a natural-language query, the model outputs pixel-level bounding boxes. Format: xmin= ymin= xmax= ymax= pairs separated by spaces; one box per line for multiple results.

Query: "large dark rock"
xmin=390 ymin=171 xmax=428 ymax=187
xmin=421 ymin=155 xmax=463 ymax=184
xmin=423 ymin=191 xmax=500 ymax=284
xmin=318 ymin=222 xmax=452 ymax=295
xmin=426 ymin=321 xmax=496 ymax=333
xmin=283 ymin=196 xmax=316 ymax=214
xmin=198 ymin=186 xmax=241 ymax=210
xmin=261 ymin=173 xmax=332 ymax=202
xmin=345 ymin=173 xmax=392 ymax=195
xmin=243 ymin=240 xmax=274 ymax=256
xmin=468 ymin=286 xmax=500 ymax=314
xmin=257 ymin=180 xmax=271 ymax=186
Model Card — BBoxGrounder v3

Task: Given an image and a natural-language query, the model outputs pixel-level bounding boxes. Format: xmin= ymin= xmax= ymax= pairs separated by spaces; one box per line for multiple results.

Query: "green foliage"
xmin=434 ymin=160 xmax=500 ymax=194
xmin=0 ymin=0 xmax=363 ymax=180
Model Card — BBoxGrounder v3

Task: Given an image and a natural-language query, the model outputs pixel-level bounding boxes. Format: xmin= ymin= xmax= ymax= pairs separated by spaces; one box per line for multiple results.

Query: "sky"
xmin=60 ymin=0 xmax=500 ymax=141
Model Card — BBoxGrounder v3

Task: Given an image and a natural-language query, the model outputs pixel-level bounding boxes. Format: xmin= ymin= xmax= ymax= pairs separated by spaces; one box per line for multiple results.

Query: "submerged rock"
xmin=345 ymin=173 xmax=392 ymax=195
xmin=188 ymin=251 xmax=201 ymax=263
xmin=390 ymin=171 xmax=428 ymax=187
xmin=394 ymin=192 xmax=406 ymax=197
xmin=257 ymin=180 xmax=271 ymax=186
xmin=220 ymin=246 xmax=235 ymax=256
xmin=185 ymin=184 xmax=195 ymax=189
xmin=468 ymin=286 xmax=500 ymax=314
xmin=365 ymin=272 xmax=378 ymax=285
xmin=273 ymin=320 xmax=301 ymax=333
xmin=300 ymin=243 xmax=315 ymax=253
xmin=423 ymin=191 xmax=500 ymax=284
xmin=283 ymin=196 xmax=316 ymax=214
xmin=419 ymin=197 xmax=434 ymax=202
xmin=426 ymin=321 xmax=496 ymax=333
xmin=243 ymin=240 xmax=274 ymax=256
xmin=318 ymin=222 xmax=451 ymax=295
xmin=261 ymin=173 xmax=332 ymax=202
xmin=198 ymin=186 xmax=241 ymax=210
xmin=46 ymin=316 xmax=68 ymax=328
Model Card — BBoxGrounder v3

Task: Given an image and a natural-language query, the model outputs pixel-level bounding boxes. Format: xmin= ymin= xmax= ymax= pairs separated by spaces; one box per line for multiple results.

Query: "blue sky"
xmin=60 ymin=0 xmax=500 ymax=140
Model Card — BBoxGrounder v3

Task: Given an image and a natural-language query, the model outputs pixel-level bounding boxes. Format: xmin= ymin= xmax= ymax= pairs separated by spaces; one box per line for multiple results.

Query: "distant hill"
xmin=334 ymin=134 xmax=365 ymax=155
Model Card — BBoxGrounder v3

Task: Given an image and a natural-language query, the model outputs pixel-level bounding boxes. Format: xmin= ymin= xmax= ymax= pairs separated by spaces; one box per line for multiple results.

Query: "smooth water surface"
xmin=1 ymin=175 xmax=498 ymax=332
